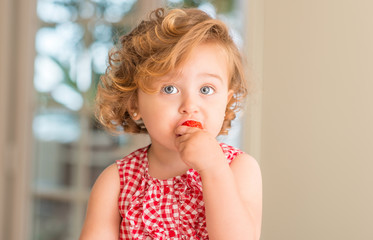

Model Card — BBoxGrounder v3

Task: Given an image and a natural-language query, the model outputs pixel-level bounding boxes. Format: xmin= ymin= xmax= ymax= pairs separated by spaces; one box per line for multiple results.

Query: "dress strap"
xmin=219 ymin=142 xmax=244 ymax=164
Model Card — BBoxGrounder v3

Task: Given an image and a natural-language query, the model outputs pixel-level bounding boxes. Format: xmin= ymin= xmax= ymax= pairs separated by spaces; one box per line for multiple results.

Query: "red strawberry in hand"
xmin=181 ymin=120 xmax=203 ymax=129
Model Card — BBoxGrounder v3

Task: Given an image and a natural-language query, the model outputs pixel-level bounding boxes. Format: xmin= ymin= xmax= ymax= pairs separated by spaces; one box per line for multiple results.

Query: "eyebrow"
xmin=198 ymin=72 xmax=224 ymax=84
xmin=161 ymin=71 xmax=225 ymax=85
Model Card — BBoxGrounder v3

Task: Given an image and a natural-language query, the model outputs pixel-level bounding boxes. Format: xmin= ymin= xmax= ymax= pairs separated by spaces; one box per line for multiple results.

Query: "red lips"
xmin=181 ymin=120 xmax=203 ymax=129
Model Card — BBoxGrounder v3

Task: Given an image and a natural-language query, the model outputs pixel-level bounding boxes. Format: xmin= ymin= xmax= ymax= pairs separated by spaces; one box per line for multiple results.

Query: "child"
xmin=80 ymin=7 xmax=262 ymax=240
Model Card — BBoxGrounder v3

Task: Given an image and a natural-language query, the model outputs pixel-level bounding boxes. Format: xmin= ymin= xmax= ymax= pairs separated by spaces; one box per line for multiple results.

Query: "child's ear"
xmin=128 ymin=106 xmax=141 ymax=120
xmin=227 ymin=89 xmax=234 ymax=103
xmin=129 ymin=105 xmax=141 ymax=121
xmin=128 ymin=93 xmax=141 ymax=120
xmin=131 ymin=111 xmax=141 ymax=121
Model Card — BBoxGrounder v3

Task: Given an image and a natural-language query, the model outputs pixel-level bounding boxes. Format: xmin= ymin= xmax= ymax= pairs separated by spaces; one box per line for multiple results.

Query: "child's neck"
xmin=147 ymin=143 xmax=190 ymax=180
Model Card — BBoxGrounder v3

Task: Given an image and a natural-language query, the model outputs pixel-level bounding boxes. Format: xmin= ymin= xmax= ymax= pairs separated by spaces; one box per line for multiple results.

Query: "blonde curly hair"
xmin=95 ymin=8 xmax=248 ymax=135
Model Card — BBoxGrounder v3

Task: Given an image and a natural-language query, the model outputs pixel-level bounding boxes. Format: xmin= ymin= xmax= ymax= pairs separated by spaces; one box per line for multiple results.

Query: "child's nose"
xmin=178 ymin=94 xmax=199 ymax=114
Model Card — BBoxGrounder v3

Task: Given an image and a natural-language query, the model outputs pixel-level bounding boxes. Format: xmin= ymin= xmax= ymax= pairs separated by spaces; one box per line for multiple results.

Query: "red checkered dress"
xmin=116 ymin=143 xmax=243 ymax=240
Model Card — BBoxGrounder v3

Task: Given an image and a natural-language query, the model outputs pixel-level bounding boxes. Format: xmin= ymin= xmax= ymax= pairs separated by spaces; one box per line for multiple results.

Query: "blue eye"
xmin=200 ymin=86 xmax=215 ymax=95
xmin=162 ymin=85 xmax=178 ymax=94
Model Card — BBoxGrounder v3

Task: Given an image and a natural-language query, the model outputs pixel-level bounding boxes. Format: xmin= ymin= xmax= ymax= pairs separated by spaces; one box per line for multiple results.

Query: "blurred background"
xmin=1 ymin=0 xmax=372 ymax=240
xmin=0 ymin=0 xmax=246 ymax=239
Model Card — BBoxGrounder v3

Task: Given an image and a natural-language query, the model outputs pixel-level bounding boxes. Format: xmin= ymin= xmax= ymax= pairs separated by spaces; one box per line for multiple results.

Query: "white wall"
xmin=244 ymin=0 xmax=373 ymax=239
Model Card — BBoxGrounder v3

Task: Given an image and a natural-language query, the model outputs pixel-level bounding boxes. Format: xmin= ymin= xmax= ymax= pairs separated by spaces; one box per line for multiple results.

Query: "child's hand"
xmin=174 ymin=124 xmax=227 ymax=173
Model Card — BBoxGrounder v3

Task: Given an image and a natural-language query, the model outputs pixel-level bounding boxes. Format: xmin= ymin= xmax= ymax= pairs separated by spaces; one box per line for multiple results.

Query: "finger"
xmin=175 ymin=125 xmax=201 ymax=136
xmin=174 ymin=133 xmax=190 ymax=149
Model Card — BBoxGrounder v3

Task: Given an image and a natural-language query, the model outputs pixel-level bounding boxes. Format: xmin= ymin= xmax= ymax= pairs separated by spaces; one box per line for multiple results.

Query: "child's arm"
xmin=79 ymin=163 xmax=121 ymax=240
xmin=175 ymin=127 xmax=262 ymax=240
xmin=200 ymin=153 xmax=262 ymax=240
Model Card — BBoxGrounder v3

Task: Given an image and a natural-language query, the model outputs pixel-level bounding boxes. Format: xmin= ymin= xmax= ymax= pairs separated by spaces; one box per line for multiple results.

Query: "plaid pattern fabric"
xmin=116 ymin=143 xmax=243 ymax=239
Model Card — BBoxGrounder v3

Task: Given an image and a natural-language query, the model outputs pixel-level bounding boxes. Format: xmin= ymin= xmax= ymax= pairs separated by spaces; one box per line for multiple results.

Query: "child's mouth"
xmin=181 ymin=120 xmax=203 ymax=129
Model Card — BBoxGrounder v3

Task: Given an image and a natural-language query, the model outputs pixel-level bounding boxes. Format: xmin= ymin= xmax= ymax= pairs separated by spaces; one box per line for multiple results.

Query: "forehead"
xmin=164 ymin=42 xmax=230 ymax=82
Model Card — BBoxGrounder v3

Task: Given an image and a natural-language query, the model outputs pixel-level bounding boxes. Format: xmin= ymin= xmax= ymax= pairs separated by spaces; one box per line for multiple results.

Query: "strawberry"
xmin=181 ymin=120 xmax=203 ymax=129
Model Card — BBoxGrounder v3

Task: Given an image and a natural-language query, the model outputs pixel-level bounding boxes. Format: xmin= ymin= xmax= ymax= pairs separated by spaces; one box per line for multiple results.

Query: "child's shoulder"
xmin=116 ymin=145 xmax=149 ymax=166
xmin=115 ymin=145 xmax=150 ymax=180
